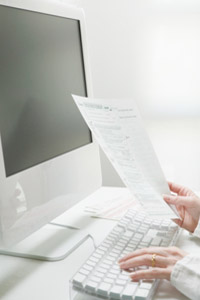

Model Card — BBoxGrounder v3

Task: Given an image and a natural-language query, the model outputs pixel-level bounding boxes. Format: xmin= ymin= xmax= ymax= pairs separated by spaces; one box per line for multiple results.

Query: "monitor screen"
xmin=0 ymin=5 xmax=92 ymax=177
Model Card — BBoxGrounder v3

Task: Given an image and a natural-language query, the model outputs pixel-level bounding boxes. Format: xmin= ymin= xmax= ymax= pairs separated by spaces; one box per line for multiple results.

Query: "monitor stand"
xmin=0 ymin=223 xmax=96 ymax=261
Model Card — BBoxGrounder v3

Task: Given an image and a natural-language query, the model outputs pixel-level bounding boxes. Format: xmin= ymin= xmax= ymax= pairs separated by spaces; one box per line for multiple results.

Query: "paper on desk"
xmin=85 ymin=189 xmax=139 ymax=220
xmin=72 ymin=95 xmax=179 ymax=219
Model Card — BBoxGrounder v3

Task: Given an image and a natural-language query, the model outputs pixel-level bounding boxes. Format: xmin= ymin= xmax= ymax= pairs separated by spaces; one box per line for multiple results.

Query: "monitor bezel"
xmin=0 ymin=0 xmax=102 ymax=247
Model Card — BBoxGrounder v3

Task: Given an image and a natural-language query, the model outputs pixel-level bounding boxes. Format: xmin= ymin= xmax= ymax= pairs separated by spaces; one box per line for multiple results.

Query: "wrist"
xmin=192 ymin=218 xmax=200 ymax=238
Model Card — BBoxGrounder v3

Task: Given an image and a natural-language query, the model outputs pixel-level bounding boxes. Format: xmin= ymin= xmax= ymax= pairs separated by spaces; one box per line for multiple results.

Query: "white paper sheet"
xmin=72 ymin=95 xmax=178 ymax=219
xmin=85 ymin=188 xmax=138 ymax=220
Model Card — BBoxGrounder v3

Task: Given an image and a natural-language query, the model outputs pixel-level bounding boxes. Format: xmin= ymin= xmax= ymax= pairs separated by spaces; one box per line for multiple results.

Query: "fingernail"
xmin=163 ymin=194 xmax=170 ymax=201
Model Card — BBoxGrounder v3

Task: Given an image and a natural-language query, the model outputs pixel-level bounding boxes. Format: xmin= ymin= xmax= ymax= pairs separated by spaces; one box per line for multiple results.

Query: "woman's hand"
xmin=119 ymin=246 xmax=188 ymax=281
xmin=163 ymin=182 xmax=200 ymax=233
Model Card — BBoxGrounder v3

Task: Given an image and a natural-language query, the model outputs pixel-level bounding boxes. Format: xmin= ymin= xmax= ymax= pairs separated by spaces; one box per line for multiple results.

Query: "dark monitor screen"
xmin=0 ymin=5 xmax=91 ymax=177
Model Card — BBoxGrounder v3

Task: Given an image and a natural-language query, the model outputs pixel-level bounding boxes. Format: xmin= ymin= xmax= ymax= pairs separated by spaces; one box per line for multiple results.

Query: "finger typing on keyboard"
xmin=71 ymin=209 xmax=180 ymax=300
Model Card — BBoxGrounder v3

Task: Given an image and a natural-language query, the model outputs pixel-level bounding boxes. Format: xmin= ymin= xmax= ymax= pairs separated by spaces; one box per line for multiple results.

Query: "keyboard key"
xmin=122 ymin=283 xmax=138 ymax=300
xmin=140 ymin=282 xmax=152 ymax=290
xmin=133 ymin=233 xmax=143 ymax=241
xmin=114 ymin=226 xmax=124 ymax=233
xmin=146 ymin=229 xmax=157 ymax=238
xmin=93 ymin=252 xmax=102 ymax=259
xmin=143 ymin=219 xmax=151 ymax=225
xmin=104 ymin=277 xmax=115 ymax=284
xmin=119 ymin=222 xmax=128 ymax=229
xmin=126 ymin=246 xmax=134 ymax=252
xmin=161 ymin=222 xmax=170 ymax=230
xmin=110 ymin=252 xmax=119 ymax=258
xmin=94 ymin=271 xmax=105 ymax=278
xmin=83 ymin=264 xmax=93 ymax=271
xmin=151 ymin=237 xmax=162 ymax=246
xmin=90 ymin=276 xmax=102 ymax=283
xmin=110 ymin=269 xmax=120 ymax=275
xmin=97 ymin=282 xmax=112 ymax=297
xmin=128 ymin=241 xmax=138 ymax=247
xmin=96 ymin=249 xmax=105 ymax=255
xmin=119 ymin=274 xmax=129 ymax=280
xmin=87 ymin=260 xmax=96 ymax=267
xmin=99 ymin=246 xmax=108 ymax=252
xmin=103 ymin=259 xmax=113 ymax=265
xmin=121 ymin=270 xmax=132 ymax=276
xmin=107 ymin=255 xmax=116 ymax=261
xmin=110 ymin=285 xmax=124 ymax=299
xmin=73 ymin=273 xmax=86 ymax=288
xmin=97 ymin=267 xmax=108 ymax=274
xmin=161 ymin=240 xmax=170 ymax=246
xmin=124 ymin=230 xmax=133 ymax=238
xmin=112 ymin=249 xmax=121 ymax=254
xmin=116 ymin=279 xmax=127 ymax=286
xmin=101 ymin=263 xmax=110 ymax=269
xmin=128 ymin=225 xmax=137 ymax=232
xmin=156 ymin=231 xmax=167 ymax=237
xmin=134 ymin=288 xmax=149 ymax=300
xmin=85 ymin=280 xmax=98 ymax=293
xmin=141 ymin=236 xmax=152 ymax=244
xmin=170 ymin=222 xmax=178 ymax=229
xmin=107 ymin=273 xmax=117 ymax=279
xmin=79 ymin=268 xmax=90 ymax=276
xmin=137 ymin=227 xmax=148 ymax=235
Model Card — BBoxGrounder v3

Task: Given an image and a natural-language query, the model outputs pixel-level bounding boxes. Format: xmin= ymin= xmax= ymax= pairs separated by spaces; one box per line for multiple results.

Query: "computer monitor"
xmin=0 ymin=0 xmax=102 ymax=258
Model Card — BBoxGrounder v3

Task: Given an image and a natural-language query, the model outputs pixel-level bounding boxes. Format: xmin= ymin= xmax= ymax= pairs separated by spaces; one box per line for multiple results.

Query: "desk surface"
xmin=0 ymin=187 xmax=199 ymax=300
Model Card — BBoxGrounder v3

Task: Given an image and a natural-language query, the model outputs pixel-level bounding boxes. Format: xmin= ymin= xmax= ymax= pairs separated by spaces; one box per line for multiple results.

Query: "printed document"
xmin=85 ymin=188 xmax=138 ymax=220
xmin=72 ymin=95 xmax=179 ymax=219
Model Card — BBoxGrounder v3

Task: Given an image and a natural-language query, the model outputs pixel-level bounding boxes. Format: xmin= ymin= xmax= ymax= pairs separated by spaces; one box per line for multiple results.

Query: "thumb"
xmin=163 ymin=194 xmax=193 ymax=207
xmin=171 ymin=218 xmax=183 ymax=228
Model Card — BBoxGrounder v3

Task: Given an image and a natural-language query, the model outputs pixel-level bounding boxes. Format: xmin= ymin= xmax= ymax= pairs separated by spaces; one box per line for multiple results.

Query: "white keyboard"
xmin=70 ymin=209 xmax=179 ymax=300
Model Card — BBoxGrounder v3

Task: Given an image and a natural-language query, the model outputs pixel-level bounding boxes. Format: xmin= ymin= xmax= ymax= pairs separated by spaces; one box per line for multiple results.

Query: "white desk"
xmin=0 ymin=187 xmax=199 ymax=300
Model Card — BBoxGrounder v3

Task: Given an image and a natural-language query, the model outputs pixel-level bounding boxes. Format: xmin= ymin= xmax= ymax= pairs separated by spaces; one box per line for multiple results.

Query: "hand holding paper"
xmin=72 ymin=95 xmax=179 ymax=219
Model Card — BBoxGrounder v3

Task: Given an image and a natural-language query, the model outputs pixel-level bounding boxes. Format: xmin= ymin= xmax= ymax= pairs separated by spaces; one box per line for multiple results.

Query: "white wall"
xmin=59 ymin=0 xmax=200 ymax=189
xmin=60 ymin=0 xmax=200 ymax=118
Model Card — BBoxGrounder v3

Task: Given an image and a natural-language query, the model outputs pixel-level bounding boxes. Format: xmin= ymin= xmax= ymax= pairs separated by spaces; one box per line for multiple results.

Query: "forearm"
xmin=192 ymin=218 xmax=200 ymax=238
xmin=171 ymin=254 xmax=200 ymax=300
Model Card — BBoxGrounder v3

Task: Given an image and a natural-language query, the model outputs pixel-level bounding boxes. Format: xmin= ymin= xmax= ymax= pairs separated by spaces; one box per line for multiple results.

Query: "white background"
xmin=59 ymin=0 xmax=200 ymax=190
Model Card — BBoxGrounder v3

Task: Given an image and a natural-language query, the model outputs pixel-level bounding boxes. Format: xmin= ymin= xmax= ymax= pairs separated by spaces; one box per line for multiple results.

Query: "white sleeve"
xmin=192 ymin=218 xmax=200 ymax=238
xmin=170 ymin=254 xmax=200 ymax=300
